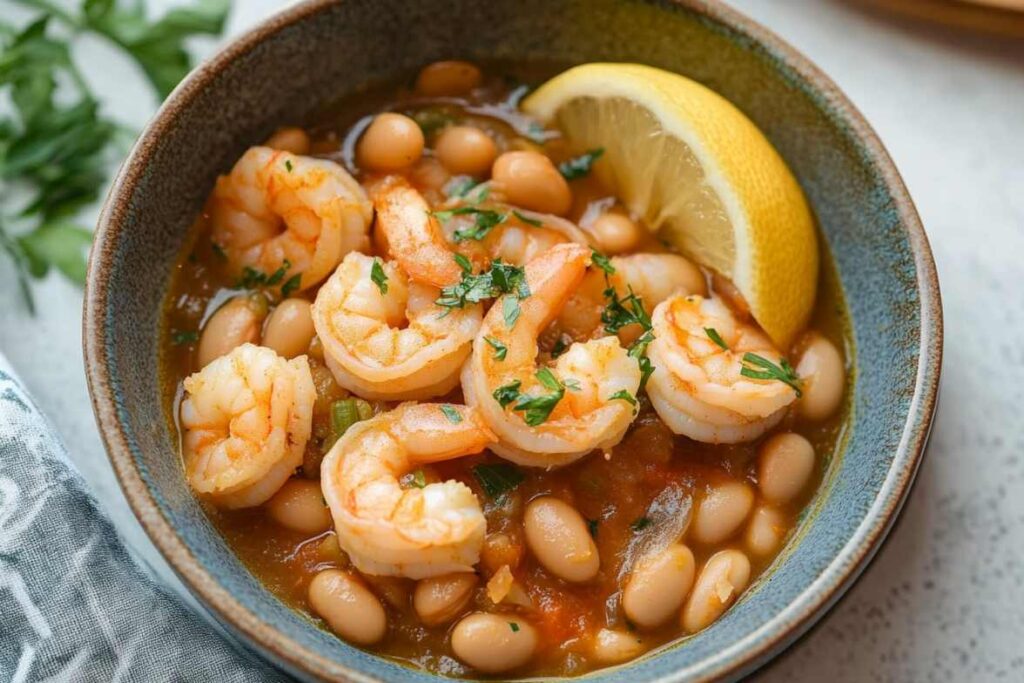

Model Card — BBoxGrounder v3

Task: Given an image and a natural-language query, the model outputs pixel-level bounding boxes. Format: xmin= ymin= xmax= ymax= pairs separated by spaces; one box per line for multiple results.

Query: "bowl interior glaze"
xmin=85 ymin=1 xmax=941 ymax=681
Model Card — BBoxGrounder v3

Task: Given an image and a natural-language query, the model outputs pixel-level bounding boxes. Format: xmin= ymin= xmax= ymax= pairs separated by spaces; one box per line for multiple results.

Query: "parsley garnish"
xmin=705 ymin=327 xmax=729 ymax=350
xmin=370 ymin=258 xmax=388 ymax=294
xmin=510 ymin=367 xmax=566 ymax=426
xmin=433 ymin=206 xmax=507 ymax=242
xmin=591 ymin=248 xmax=615 ymax=275
xmin=237 ymin=259 xmax=291 ymax=290
xmin=630 ymin=517 xmax=652 ymax=532
xmin=171 ymin=330 xmax=198 ymax=345
xmin=484 ymin=336 xmax=507 ymax=361
xmin=440 ymin=404 xmax=462 ymax=424
xmin=740 ymin=353 xmax=803 ymax=396
xmin=609 ymin=389 xmax=637 ymax=406
xmin=503 ymin=296 xmax=521 ymax=328
xmin=281 ymin=274 xmax=301 ymax=298
xmin=444 ymin=176 xmax=479 ymax=199
xmin=472 ymin=463 xmax=525 ymax=500
xmin=492 ymin=380 xmax=522 ymax=408
xmin=211 ymin=243 xmax=227 ymax=261
xmin=436 ymin=258 xmax=529 ymax=314
xmin=509 ymin=622 xmax=520 ymax=633
xmin=563 ymin=378 xmax=582 ymax=391
xmin=284 ymin=159 xmax=293 ymax=172
xmin=411 ymin=469 xmax=427 ymax=489
xmin=558 ymin=147 xmax=604 ymax=180
xmin=550 ymin=335 xmax=570 ymax=359
xmin=601 ymin=279 xmax=657 ymax=391
xmin=512 ymin=210 xmax=542 ymax=227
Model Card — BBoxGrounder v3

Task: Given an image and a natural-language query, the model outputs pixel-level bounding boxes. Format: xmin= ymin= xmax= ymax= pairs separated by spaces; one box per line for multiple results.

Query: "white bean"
xmin=622 ymin=544 xmax=695 ymax=629
xmin=262 ymin=298 xmax=315 ymax=359
xmin=745 ymin=506 xmax=788 ymax=557
xmin=308 ymin=570 xmax=386 ymax=645
xmin=795 ymin=333 xmax=845 ymax=421
xmin=681 ymin=550 xmax=751 ymax=633
xmin=590 ymin=628 xmax=647 ymax=664
xmin=758 ymin=433 xmax=815 ymax=505
xmin=265 ymin=478 xmax=331 ymax=534
xmin=413 ymin=573 xmax=477 ymax=626
xmin=523 ymin=497 xmax=599 ymax=582
xmin=450 ymin=613 xmax=537 ymax=673
xmin=691 ymin=481 xmax=754 ymax=545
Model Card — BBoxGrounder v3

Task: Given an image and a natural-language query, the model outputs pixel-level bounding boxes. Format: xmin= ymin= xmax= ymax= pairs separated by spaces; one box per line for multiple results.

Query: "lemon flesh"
xmin=523 ymin=63 xmax=818 ymax=349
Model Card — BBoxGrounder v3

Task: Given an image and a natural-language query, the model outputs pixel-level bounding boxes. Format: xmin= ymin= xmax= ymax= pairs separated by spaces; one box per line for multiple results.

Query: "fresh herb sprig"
xmin=558 ymin=147 xmax=604 ymax=180
xmin=492 ymin=367 xmax=568 ymax=427
xmin=740 ymin=353 xmax=803 ymax=396
xmin=596 ymin=249 xmax=657 ymax=391
xmin=436 ymin=256 xmax=530 ymax=318
xmin=1 ymin=0 xmax=231 ymax=311
xmin=472 ymin=462 xmax=525 ymax=500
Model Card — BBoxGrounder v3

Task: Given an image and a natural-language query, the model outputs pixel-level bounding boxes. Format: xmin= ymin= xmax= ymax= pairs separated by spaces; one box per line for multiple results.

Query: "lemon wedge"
xmin=523 ymin=63 xmax=818 ymax=348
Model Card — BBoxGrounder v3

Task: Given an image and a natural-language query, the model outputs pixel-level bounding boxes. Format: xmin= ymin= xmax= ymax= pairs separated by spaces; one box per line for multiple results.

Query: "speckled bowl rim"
xmin=83 ymin=1 xmax=942 ymax=681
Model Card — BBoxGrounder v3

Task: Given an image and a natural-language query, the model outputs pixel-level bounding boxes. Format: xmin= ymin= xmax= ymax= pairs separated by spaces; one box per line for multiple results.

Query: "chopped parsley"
xmin=591 ymin=248 xmax=615 ymax=275
xmin=171 ymin=330 xmax=198 ymax=345
xmin=503 ymin=296 xmax=521 ymax=328
xmin=211 ymin=243 xmax=227 ymax=261
xmin=509 ymin=622 xmax=520 ymax=633
xmin=411 ymin=469 xmax=427 ymax=489
xmin=601 ymin=279 xmax=657 ymax=392
xmin=512 ymin=368 xmax=566 ymax=426
xmin=512 ymin=210 xmax=542 ymax=227
xmin=558 ymin=147 xmax=605 ymax=180
xmin=281 ymin=274 xmax=302 ymax=298
xmin=740 ymin=353 xmax=803 ymax=396
xmin=492 ymin=380 xmax=522 ymax=408
xmin=284 ymin=159 xmax=293 ymax=172
xmin=436 ymin=259 xmax=530 ymax=316
xmin=237 ymin=259 xmax=291 ymax=290
xmin=563 ymin=378 xmax=582 ymax=391
xmin=705 ymin=327 xmax=729 ymax=350
xmin=630 ymin=516 xmax=652 ymax=532
xmin=433 ymin=206 xmax=507 ymax=242
xmin=472 ymin=463 xmax=525 ymax=500
xmin=440 ymin=404 xmax=462 ymax=424
xmin=484 ymin=336 xmax=508 ymax=361
xmin=609 ymin=389 xmax=637 ymax=406
xmin=550 ymin=335 xmax=570 ymax=359
xmin=444 ymin=176 xmax=478 ymax=199
xmin=370 ymin=258 xmax=388 ymax=294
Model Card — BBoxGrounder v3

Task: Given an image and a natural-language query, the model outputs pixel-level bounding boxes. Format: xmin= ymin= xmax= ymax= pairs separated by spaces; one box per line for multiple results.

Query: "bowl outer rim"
xmin=83 ymin=0 xmax=944 ymax=681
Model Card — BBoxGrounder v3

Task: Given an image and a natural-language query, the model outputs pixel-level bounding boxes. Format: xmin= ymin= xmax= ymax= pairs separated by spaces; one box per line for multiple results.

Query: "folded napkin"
xmin=0 ymin=356 xmax=287 ymax=681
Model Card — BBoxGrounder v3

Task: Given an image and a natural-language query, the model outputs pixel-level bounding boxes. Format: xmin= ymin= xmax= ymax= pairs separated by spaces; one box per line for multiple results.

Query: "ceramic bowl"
xmin=84 ymin=0 xmax=942 ymax=680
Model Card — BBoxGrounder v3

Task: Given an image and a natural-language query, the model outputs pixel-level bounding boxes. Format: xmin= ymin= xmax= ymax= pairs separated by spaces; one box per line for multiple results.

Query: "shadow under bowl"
xmin=84 ymin=0 xmax=942 ymax=681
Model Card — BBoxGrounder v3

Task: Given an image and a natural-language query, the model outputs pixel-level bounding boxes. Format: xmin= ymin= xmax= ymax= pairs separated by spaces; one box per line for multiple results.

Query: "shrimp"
xmin=320 ymin=403 xmax=496 ymax=578
xmin=312 ymin=181 xmax=482 ymax=400
xmin=208 ymin=146 xmax=372 ymax=291
xmin=461 ymin=243 xmax=641 ymax=467
xmin=646 ymin=294 xmax=798 ymax=444
xmin=180 ymin=343 xmax=315 ymax=508
xmin=556 ymin=252 xmax=706 ymax=342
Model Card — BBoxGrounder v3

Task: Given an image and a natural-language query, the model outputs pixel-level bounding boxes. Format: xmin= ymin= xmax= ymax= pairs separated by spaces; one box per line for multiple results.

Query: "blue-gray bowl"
xmin=84 ymin=0 xmax=942 ymax=680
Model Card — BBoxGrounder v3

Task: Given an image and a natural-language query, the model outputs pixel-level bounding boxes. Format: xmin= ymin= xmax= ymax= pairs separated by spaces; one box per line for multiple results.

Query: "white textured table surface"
xmin=2 ymin=1 xmax=1022 ymax=680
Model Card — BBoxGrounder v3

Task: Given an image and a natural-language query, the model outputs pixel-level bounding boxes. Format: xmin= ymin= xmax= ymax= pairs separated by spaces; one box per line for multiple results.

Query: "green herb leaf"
xmin=705 ymin=327 xmax=729 ymax=350
xmin=512 ymin=210 xmax=542 ymax=227
xmin=492 ymin=380 xmax=522 ymax=408
xmin=630 ymin=517 xmax=652 ymax=532
xmin=170 ymin=330 xmax=198 ymax=345
xmin=502 ymin=296 xmax=521 ymax=329
xmin=211 ymin=242 xmax=227 ymax=261
xmin=563 ymin=378 xmax=582 ymax=391
xmin=436 ymin=259 xmax=528 ymax=312
xmin=509 ymin=622 xmax=520 ymax=632
xmin=328 ymin=398 xmax=370 ymax=447
xmin=440 ymin=404 xmax=462 ymax=424
xmin=740 ymin=352 xmax=803 ymax=397
xmin=484 ymin=336 xmax=507 ymax=361
xmin=281 ymin=273 xmax=301 ymax=298
xmin=472 ymin=462 xmax=525 ymax=500
xmin=411 ymin=469 xmax=427 ymax=488
xmin=512 ymin=369 xmax=566 ymax=426
xmin=535 ymin=367 xmax=561 ymax=391
xmin=550 ymin=336 xmax=570 ymax=359
xmin=284 ymin=159 xmax=293 ymax=172
xmin=444 ymin=176 xmax=479 ymax=199
xmin=265 ymin=259 xmax=291 ymax=286
xmin=602 ymin=285 xmax=652 ymax=335
xmin=558 ymin=147 xmax=604 ymax=180
xmin=591 ymin=248 xmax=615 ymax=275
xmin=609 ymin=389 xmax=637 ymax=406
xmin=451 ymin=208 xmax=507 ymax=242
xmin=370 ymin=258 xmax=388 ymax=294
xmin=453 ymin=252 xmax=472 ymax=274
